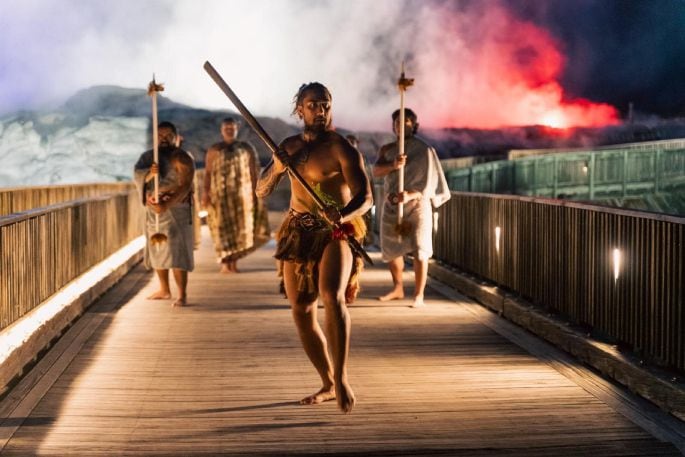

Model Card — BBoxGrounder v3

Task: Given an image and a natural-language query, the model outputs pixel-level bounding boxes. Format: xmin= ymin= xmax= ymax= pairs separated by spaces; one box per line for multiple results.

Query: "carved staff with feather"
xmin=395 ymin=63 xmax=414 ymax=236
xmin=148 ymin=76 xmax=167 ymax=246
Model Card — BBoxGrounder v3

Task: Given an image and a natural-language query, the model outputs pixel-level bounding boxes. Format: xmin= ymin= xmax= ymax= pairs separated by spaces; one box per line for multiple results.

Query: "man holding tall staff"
xmin=373 ymin=67 xmax=450 ymax=308
xmin=134 ymin=79 xmax=195 ymax=307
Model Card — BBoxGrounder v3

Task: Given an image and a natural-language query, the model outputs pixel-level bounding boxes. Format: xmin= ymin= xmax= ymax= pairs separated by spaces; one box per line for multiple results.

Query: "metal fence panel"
xmin=433 ymin=192 xmax=685 ymax=372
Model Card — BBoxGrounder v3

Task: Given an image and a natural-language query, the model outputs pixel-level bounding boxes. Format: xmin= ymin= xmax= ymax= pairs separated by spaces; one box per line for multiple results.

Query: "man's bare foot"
xmin=172 ymin=297 xmax=186 ymax=307
xmin=147 ymin=290 xmax=171 ymax=300
xmin=378 ymin=289 xmax=404 ymax=302
xmin=219 ymin=263 xmax=232 ymax=274
xmin=336 ymin=380 xmax=355 ymax=414
xmin=411 ymin=295 xmax=425 ymax=308
xmin=300 ymin=386 xmax=336 ymax=405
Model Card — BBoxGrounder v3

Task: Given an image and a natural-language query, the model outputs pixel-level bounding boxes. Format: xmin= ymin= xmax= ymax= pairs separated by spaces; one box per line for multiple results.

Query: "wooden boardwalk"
xmin=0 ymin=225 xmax=682 ymax=456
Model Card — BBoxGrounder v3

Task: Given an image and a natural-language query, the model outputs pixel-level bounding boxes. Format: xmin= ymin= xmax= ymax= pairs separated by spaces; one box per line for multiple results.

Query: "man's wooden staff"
xmin=148 ymin=76 xmax=167 ymax=245
xmin=395 ymin=62 xmax=414 ymax=236
xmin=203 ymin=61 xmax=373 ymax=266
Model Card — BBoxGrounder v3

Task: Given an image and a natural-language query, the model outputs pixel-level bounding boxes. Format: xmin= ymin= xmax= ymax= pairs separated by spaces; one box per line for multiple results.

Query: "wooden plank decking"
xmin=0 ymin=225 xmax=682 ymax=456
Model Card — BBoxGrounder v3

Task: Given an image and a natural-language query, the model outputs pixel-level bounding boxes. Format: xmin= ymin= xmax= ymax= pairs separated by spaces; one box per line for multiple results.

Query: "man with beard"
xmin=202 ymin=117 xmax=270 ymax=273
xmin=134 ymin=121 xmax=196 ymax=307
xmin=373 ymin=108 xmax=450 ymax=308
xmin=256 ymin=82 xmax=373 ymax=414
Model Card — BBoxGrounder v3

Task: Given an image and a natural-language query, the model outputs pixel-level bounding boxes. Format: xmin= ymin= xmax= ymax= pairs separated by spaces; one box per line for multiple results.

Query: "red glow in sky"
xmin=417 ymin=5 xmax=620 ymax=129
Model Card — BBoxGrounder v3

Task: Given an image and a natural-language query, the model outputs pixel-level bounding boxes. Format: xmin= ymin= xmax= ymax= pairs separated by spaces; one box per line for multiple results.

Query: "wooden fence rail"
xmin=0 ymin=183 xmax=132 ymax=217
xmin=0 ymin=188 xmax=143 ymax=330
xmin=433 ymin=192 xmax=685 ymax=372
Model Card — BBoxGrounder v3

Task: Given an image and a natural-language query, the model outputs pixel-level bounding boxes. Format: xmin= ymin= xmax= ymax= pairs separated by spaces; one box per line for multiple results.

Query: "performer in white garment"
xmin=372 ymin=108 xmax=450 ymax=308
xmin=134 ymin=121 xmax=195 ymax=307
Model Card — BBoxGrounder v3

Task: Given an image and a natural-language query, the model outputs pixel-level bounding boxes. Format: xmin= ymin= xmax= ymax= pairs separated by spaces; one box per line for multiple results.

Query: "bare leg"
xmin=412 ymin=257 xmax=428 ymax=308
xmin=319 ymin=240 xmax=355 ymax=414
xmin=219 ymin=258 xmax=231 ymax=274
xmin=147 ymin=269 xmax=172 ymax=299
xmin=282 ymin=262 xmax=336 ymax=405
xmin=171 ymin=269 xmax=188 ymax=307
xmin=230 ymin=259 xmax=240 ymax=273
xmin=378 ymin=257 xmax=405 ymax=301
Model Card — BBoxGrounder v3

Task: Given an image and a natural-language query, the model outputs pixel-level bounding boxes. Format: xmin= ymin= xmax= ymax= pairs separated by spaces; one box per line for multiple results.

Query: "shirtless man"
xmin=134 ymin=121 xmax=195 ymax=307
xmin=256 ymin=83 xmax=372 ymax=413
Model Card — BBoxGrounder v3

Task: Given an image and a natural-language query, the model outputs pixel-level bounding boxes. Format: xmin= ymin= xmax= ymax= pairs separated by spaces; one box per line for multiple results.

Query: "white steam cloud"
xmin=0 ymin=0 xmax=615 ymax=130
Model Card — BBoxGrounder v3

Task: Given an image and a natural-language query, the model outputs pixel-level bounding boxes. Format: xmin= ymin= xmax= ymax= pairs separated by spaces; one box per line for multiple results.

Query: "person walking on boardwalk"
xmin=256 ymin=82 xmax=373 ymax=413
xmin=134 ymin=121 xmax=196 ymax=307
xmin=372 ymin=108 xmax=450 ymax=308
xmin=201 ymin=117 xmax=270 ymax=273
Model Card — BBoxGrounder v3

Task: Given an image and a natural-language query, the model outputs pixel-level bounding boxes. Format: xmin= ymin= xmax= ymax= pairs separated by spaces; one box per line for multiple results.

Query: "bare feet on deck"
xmin=172 ymin=297 xmax=187 ymax=307
xmin=378 ymin=288 xmax=404 ymax=302
xmin=411 ymin=295 xmax=425 ymax=308
xmin=147 ymin=290 xmax=171 ymax=300
xmin=336 ymin=379 xmax=355 ymax=414
xmin=219 ymin=260 xmax=240 ymax=274
xmin=300 ymin=386 xmax=336 ymax=405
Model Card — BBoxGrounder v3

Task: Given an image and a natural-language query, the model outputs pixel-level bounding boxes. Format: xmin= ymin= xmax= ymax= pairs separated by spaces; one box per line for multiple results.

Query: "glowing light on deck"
xmin=612 ymin=248 xmax=622 ymax=282
xmin=495 ymin=226 xmax=501 ymax=253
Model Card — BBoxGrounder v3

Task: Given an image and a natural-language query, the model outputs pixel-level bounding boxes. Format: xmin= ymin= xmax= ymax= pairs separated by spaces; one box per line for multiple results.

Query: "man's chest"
xmin=298 ymin=162 xmax=340 ymax=185
xmin=290 ymin=146 xmax=340 ymax=183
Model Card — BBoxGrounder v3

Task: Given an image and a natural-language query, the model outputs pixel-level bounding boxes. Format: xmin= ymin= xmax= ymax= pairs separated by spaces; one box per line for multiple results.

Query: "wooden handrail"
xmin=0 ymin=183 xmax=132 ymax=217
xmin=0 ymin=192 xmax=131 ymax=227
xmin=0 ymin=188 xmax=144 ymax=330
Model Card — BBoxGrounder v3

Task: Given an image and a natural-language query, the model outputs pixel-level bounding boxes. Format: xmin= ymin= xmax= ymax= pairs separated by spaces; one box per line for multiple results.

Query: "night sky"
xmin=507 ymin=0 xmax=685 ymax=117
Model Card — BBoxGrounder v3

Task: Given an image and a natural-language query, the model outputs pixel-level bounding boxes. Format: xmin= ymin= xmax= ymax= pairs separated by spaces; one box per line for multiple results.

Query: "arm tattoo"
xmin=256 ymin=159 xmax=286 ymax=198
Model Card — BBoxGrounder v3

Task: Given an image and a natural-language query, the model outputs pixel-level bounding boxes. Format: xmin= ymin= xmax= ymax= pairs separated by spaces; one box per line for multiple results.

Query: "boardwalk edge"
xmin=428 ymin=260 xmax=685 ymax=422
xmin=0 ymin=239 xmax=145 ymax=396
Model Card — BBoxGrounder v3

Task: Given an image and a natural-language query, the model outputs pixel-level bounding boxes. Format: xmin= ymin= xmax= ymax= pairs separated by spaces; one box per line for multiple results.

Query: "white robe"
xmin=380 ymin=136 xmax=451 ymax=261
xmin=134 ymin=148 xmax=195 ymax=271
